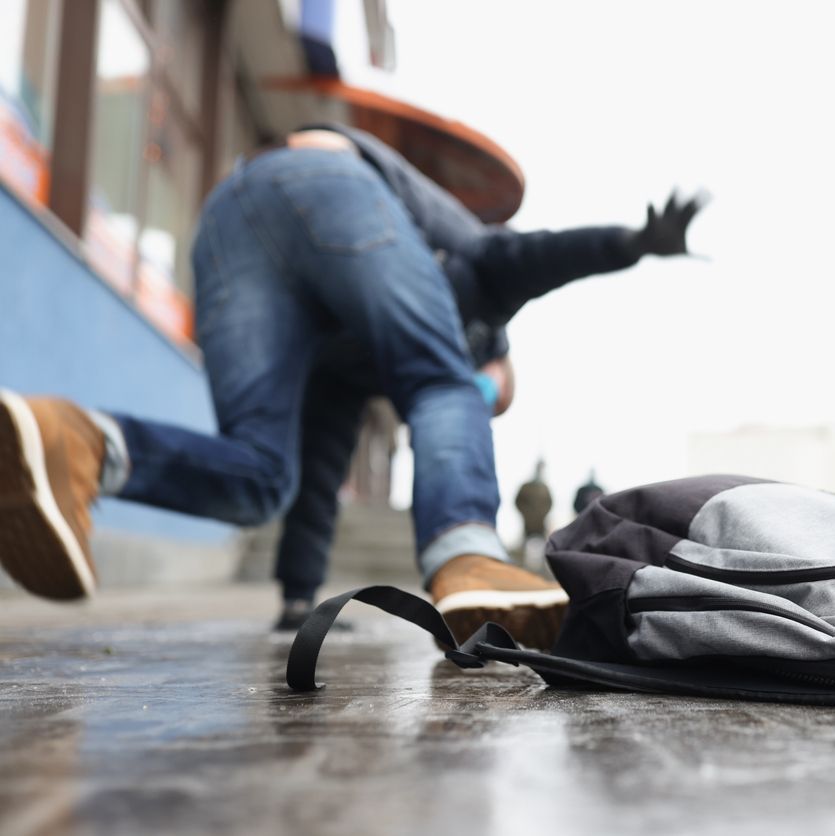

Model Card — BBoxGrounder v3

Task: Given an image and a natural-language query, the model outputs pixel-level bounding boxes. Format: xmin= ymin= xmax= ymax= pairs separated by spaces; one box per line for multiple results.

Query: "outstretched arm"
xmin=471 ymin=191 xmax=708 ymax=325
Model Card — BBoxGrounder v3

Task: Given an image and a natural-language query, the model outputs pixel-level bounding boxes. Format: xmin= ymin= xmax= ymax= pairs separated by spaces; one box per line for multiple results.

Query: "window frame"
xmin=49 ymin=0 xmax=226 ymax=305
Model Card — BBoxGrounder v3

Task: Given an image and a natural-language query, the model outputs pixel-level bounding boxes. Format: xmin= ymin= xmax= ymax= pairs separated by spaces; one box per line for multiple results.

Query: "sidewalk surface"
xmin=3 ymin=583 xmax=835 ymax=836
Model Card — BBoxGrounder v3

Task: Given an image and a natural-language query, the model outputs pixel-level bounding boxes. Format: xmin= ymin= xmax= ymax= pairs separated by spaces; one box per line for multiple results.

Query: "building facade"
xmin=0 ymin=0 xmax=523 ymax=585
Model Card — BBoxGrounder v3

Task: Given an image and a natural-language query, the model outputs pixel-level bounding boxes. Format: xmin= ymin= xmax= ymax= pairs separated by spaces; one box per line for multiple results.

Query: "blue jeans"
xmin=112 ymin=148 xmax=507 ymax=588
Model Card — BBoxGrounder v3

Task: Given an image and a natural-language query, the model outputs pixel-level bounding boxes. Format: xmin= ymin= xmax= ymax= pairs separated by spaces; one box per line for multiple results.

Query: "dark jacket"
xmin=276 ymin=125 xmax=643 ymax=600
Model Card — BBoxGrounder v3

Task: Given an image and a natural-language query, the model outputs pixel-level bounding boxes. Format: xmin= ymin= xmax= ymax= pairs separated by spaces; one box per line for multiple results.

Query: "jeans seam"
xmin=204 ymin=212 xmax=227 ymax=277
xmin=196 ymin=214 xmax=231 ymax=336
xmin=233 ymin=175 xmax=293 ymax=277
xmin=275 ymin=176 xmax=396 ymax=254
xmin=295 ymin=198 xmax=395 ymax=253
xmin=125 ymin=450 xmax=281 ymax=483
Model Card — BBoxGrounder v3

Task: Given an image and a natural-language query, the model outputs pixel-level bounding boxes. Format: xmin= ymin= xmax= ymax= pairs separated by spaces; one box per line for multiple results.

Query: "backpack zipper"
xmin=773 ymin=669 xmax=835 ymax=687
xmin=628 ymin=595 xmax=835 ymax=637
xmin=666 ymin=553 xmax=835 ymax=585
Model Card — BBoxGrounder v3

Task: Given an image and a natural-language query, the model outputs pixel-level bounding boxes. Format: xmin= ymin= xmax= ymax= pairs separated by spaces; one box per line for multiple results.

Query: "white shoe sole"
xmin=0 ymin=390 xmax=96 ymax=598
xmin=435 ymin=586 xmax=569 ymax=650
xmin=435 ymin=587 xmax=568 ymax=614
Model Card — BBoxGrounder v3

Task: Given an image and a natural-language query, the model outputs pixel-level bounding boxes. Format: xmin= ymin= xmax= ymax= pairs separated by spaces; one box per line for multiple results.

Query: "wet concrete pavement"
xmin=3 ymin=584 xmax=835 ymax=836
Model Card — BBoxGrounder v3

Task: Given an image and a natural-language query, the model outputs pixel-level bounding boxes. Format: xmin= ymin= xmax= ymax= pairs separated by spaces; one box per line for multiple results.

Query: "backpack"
xmin=287 ymin=475 xmax=835 ymax=704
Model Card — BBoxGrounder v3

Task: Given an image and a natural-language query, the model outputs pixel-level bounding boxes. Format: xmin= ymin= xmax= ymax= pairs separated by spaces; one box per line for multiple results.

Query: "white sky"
xmin=0 ymin=1 xmax=28 ymax=95
xmin=342 ymin=0 xmax=835 ymax=541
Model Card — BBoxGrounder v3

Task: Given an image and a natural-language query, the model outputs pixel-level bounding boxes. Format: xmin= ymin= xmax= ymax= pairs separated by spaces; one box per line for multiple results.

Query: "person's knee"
xmin=233 ymin=456 xmax=300 ymax=527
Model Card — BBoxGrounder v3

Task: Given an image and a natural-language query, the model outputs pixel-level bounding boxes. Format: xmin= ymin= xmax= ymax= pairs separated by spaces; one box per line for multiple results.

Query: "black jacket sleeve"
xmin=469 ymin=225 xmax=643 ymax=326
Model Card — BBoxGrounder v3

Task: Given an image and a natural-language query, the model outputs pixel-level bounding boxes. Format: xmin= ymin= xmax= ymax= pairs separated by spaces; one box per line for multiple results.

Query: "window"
xmin=139 ymin=1 xmax=206 ymax=309
xmin=0 ymin=0 xmax=60 ymax=205
xmin=84 ymin=0 xmax=208 ymax=343
xmin=1 ymin=0 xmax=254 ymax=346
xmin=148 ymin=1 xmax=204 ymax=116
xmin=85 ymin=0 xmax=151 ymax=294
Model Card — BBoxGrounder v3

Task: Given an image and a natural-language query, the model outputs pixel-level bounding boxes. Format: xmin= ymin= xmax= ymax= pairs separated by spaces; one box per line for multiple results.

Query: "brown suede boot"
xmin=0 ymin=391 xmax=105 ymax=600
xmin=431 ymin=554 xmax=568 ymax=650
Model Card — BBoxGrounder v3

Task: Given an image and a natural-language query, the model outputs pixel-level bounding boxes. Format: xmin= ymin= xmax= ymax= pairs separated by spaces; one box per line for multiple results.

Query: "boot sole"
xmin=0 ymin=391 xmax=95 ymax=599
xmin=436 ymin=588 xmax=569 ymax=650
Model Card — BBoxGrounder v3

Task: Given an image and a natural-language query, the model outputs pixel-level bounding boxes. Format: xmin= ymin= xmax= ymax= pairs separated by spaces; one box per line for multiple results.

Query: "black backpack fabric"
xmin=287 ymin=475 xmax=835 ymax=704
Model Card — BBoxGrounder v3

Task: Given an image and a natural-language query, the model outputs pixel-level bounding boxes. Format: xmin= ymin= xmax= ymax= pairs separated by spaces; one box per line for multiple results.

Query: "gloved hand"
xmin=634 ymin=191 xmax=709 ymax=257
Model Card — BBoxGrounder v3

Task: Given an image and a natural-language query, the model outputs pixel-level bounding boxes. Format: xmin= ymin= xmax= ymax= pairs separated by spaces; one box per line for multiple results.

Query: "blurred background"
xmin=1 ymin=0 xmax=833 ymax=590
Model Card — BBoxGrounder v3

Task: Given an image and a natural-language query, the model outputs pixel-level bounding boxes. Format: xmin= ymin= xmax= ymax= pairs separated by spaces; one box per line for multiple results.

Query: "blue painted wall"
xmin=0 ymin=184 xmax=232 ymax=544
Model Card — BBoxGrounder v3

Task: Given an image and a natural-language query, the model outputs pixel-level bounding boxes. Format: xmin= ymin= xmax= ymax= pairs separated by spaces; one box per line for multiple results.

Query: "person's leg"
xmin=273 ymin=367 xmax=368 ymax=628
xmin=242 ymin=149 xmax=566 ymax=646
xmin=109 ymin=179 xmax=322 ymax=526
xmin=0 ymin=165 xmax=322 ymax=600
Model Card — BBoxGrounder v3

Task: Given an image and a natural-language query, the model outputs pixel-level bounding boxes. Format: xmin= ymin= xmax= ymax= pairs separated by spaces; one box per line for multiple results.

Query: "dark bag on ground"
xmin=287 ymin=475 xmax=835 ymax=704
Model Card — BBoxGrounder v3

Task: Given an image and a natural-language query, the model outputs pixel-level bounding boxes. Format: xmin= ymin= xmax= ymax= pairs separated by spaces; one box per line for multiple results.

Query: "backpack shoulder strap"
xmin=285 ymin=585 xmax=520 ymax=691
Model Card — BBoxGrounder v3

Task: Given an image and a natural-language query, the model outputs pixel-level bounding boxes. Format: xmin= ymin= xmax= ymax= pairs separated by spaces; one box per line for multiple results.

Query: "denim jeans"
xmin=112 ymin=148 xmax=507 ymax=588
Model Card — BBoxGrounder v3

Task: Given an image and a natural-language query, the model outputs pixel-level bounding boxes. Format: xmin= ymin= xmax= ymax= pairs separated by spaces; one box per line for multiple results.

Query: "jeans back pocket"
xmin=276 ymin=169 xmax=396 ymax=254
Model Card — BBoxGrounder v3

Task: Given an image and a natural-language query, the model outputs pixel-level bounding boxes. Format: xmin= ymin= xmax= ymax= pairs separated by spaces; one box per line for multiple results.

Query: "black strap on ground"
xmin=287 ymin=585 xmax=462 ymax=691
xmin=286 ymin=585 xmax=835 ymax=704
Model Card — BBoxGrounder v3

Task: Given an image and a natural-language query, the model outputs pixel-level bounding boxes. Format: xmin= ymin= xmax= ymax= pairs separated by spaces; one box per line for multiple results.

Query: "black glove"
xmin=634 ymin=191 xmax=708 ymax=257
